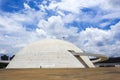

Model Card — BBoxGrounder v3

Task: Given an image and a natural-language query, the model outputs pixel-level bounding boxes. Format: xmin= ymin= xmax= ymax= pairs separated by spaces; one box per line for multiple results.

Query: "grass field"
xmin=0 ymin=67 xmax=120 ymax=80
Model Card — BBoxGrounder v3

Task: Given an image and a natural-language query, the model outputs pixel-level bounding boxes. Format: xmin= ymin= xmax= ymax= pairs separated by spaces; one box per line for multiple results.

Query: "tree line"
xmin=0 ymin=55 xmax=14 ymax=60
xmin=0 ymin=55 xmax=15 ymax=69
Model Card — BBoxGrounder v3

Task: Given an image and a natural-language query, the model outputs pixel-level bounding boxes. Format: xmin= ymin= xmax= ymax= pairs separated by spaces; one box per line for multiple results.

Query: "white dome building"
xmin=6 ymin=39 xmax=107 ymax=68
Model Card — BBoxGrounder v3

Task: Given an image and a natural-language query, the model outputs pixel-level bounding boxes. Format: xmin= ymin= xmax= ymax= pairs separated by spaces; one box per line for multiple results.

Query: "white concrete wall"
xmin=7 ymin=39 xmax=95 ymax=68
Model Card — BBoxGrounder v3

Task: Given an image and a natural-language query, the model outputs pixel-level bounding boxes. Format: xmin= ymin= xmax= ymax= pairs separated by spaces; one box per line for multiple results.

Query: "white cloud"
xmin=48 ymin=0 xmax=99 ymax=14
xmin=24 ymin=3 xmax=31 ymax=9
xmin=102 ymin=12 xmax=120 ymax=19
xmin=0 ymin=0 xmax=120 ymax=57
xmin=109 ymin=0 xmax=120 ymax=9
xmin=62 ymin=13 xmax=76 ymax=23
xmin=100 ymin=22 xmax=110 ymax=28
xmin=48 ymin=0 xmax=119 ymax=12
xmin=36 ymin=28 xmax=47 ymax=38
xmin=77 ymin=22 xmax=120 ymax=57
xmin=0 ymin=15 xmax=24 ymax=32
xmin=48 ymin=0 xmax=120 ymax=19
xmin=0 ymin=11 xmax=45 ymax=55
xmin=0 ymin=49 xmax=6 ymax=54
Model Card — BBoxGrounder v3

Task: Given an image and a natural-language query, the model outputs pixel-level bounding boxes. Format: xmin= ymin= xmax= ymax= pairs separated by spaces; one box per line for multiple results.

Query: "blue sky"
xmin=0 ymin=0 xmax=120 ymax=57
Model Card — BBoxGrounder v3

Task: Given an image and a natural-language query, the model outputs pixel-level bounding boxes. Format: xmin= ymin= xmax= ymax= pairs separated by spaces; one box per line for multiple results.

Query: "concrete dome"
xmin=6 ymin=39 xmax=95 ymax=68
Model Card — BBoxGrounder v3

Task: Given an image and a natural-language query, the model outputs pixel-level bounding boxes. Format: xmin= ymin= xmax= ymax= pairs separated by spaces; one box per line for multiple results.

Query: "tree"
xmin=1 ymin=55 xmax=9 ymax=60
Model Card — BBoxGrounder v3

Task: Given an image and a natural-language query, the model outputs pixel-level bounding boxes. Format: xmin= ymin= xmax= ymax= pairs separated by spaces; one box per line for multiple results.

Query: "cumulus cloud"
xmin=102 ymin=12 xmax=120 ymax=19
xmin=37 ymin=15 xmax=78 ymax=39
xmin=0 ymin=49 xmax=6 ymax=54
xmin=0 ymin=0 xmax=120 ymax=57
xmin=0 ymin=11 xmax=44 ymax=55
xmin=24 ymin=3 xmax=31 ymax=10
xmin=109 ymin=0 xmax=120 ymax=8
xmin=77 ymin=22 xmax=120 ymax=57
